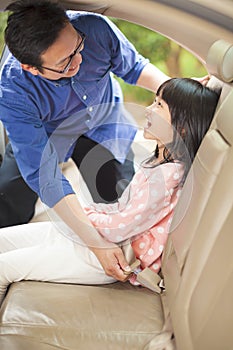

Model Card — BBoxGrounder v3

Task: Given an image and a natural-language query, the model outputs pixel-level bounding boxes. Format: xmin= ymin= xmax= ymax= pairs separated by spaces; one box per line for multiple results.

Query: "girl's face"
xmin=144 ymin=95 xmax=173 ymax=144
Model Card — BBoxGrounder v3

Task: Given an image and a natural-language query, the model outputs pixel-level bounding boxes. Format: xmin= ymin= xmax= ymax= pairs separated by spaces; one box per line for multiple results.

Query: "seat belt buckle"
xmin=124 ymin=259 xmax=164 ymax=294
xmin=136 ymin=267 xmax=163 ymax=294
xmin=123 ymin=259 xmax=141 ymax=275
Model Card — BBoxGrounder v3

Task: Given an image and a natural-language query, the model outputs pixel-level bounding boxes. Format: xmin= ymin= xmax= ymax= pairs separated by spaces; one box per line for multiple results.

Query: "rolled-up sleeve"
xmin=104 ymin=16 xmax=149 ymax=84
xmin=73 ymin=13 xmax=149 ymax=85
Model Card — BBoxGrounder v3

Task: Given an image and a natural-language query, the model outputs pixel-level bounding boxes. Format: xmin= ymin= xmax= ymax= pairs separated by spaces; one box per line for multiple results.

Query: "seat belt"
xmin=121 ymin=242 xmax=165 ymax=293
xmin=136 ymin=267 xmax=164 ymax=294
xmin=124 ymin=258 xmax=165 ymax=294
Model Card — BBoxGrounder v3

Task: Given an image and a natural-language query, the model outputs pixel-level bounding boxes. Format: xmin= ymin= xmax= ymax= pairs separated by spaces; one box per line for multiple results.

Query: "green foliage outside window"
xmin=111 ymin=18 xmax=207 ymax=104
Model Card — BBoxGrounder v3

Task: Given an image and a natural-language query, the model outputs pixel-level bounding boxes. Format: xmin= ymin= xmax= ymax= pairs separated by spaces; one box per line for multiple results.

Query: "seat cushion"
xmin=0 ymin=335 xmax=59 ymax=350
xmin=0 ymin=281 xmax=164 ymax=350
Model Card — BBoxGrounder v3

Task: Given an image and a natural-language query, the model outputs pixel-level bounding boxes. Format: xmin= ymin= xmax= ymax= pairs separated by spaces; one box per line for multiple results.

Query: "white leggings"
xmin=0 ymin=222 xmax=115 ymax=306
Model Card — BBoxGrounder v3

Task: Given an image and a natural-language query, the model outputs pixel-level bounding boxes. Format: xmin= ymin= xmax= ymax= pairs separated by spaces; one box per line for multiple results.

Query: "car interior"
xmin=0 ymin=0 xmax=232 ymax=349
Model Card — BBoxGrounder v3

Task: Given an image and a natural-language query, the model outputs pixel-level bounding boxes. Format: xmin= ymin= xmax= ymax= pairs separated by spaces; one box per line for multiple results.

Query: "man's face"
xmin=28 ymin=23 xmax=84 ymax=80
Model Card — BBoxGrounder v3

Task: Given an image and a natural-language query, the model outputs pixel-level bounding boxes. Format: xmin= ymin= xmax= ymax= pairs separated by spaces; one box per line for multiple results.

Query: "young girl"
xmin=0 ymin=78 xmax=219 ymax=305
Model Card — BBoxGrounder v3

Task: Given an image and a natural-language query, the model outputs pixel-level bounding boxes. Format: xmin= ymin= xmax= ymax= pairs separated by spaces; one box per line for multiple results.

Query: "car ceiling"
xmin=1 ymin=0 xmax=233 ymax=67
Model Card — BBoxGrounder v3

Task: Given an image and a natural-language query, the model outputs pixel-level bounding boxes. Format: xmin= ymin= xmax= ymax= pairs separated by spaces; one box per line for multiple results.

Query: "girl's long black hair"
xmin=143 ymin=78 xmax=220 ymax=184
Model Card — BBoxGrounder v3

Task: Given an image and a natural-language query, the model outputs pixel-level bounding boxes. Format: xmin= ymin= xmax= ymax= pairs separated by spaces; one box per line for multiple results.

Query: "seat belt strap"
xmin=125 ymin=259 xmax=165 ymax=294
xmin=136 ymin=267 xmax=163 ymax=293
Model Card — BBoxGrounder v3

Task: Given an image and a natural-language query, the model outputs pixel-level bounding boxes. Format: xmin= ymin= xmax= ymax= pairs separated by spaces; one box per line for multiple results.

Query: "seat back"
xmin=161 ymin=40 xmax=233 ymax=350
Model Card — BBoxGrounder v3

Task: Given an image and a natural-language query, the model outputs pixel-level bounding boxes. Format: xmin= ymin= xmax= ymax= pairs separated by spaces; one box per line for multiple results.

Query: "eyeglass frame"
xmin=38 ymin=31 xmax=86 ymax=74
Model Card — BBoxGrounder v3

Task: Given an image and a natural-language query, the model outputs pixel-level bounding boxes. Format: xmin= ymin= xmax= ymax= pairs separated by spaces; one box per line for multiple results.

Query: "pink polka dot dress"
xmin=85 ymin=161 xmax=183 ymax=283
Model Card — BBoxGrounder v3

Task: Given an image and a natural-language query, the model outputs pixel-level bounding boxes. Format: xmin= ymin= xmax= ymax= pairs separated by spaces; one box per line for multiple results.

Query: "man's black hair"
xmin=5 ymin=0 xmax=69 ymax=68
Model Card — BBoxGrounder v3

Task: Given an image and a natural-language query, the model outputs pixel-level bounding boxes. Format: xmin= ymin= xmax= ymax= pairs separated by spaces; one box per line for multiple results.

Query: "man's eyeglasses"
xmin=39 ymin=32 xmax=86 ymax=74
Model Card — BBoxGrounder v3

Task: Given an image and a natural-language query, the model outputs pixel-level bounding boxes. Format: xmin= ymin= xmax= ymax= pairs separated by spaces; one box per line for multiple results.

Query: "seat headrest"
xmin=206 ymin=40 xmax=233 ymax=83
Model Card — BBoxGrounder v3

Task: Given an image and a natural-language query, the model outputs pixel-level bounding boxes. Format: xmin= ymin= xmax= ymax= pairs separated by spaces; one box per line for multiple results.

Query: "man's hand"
xmin=91 ymin=244 xmax=132 ymax=282
xmin=192 ymin=75 xmax=210 ymax=86
xmin=53 ymin=194 xmax=132 ymax=281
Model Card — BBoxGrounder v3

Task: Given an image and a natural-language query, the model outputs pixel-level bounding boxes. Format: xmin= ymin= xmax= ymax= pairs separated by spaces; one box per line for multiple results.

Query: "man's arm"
xmin=53 ymin=194 xmax=131 ymax=281
xmin=136 ymin=62 xmax=210 ymax=93
xmin=136 ymin=62 xmax=169 ymax=92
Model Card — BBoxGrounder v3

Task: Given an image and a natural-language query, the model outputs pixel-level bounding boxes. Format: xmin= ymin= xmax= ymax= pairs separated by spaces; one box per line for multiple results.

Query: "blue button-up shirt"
xmin=0 ymin=12 xmax=149 ymax=207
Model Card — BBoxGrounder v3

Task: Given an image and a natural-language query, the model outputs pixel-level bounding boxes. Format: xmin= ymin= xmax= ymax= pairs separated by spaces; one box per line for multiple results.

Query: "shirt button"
xmin=86 ymin=119 xmax=90 ymax=123
xmin=83 ymin=95 xmax=87 ymax=100
xmin=89 ymin=107 xmax=93 ymax=112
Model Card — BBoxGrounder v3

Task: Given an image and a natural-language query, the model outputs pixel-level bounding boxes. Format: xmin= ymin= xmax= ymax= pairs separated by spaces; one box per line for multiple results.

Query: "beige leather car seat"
xmin=161 ymin=39 xmax=233 ymax=350
xmin=0 ymin=40 xmax=232 ymax=350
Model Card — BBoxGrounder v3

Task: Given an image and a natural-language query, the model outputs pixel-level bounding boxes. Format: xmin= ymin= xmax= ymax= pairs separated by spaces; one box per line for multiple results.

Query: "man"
xmin=0 ymin=0 xmax=168 ymax=279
